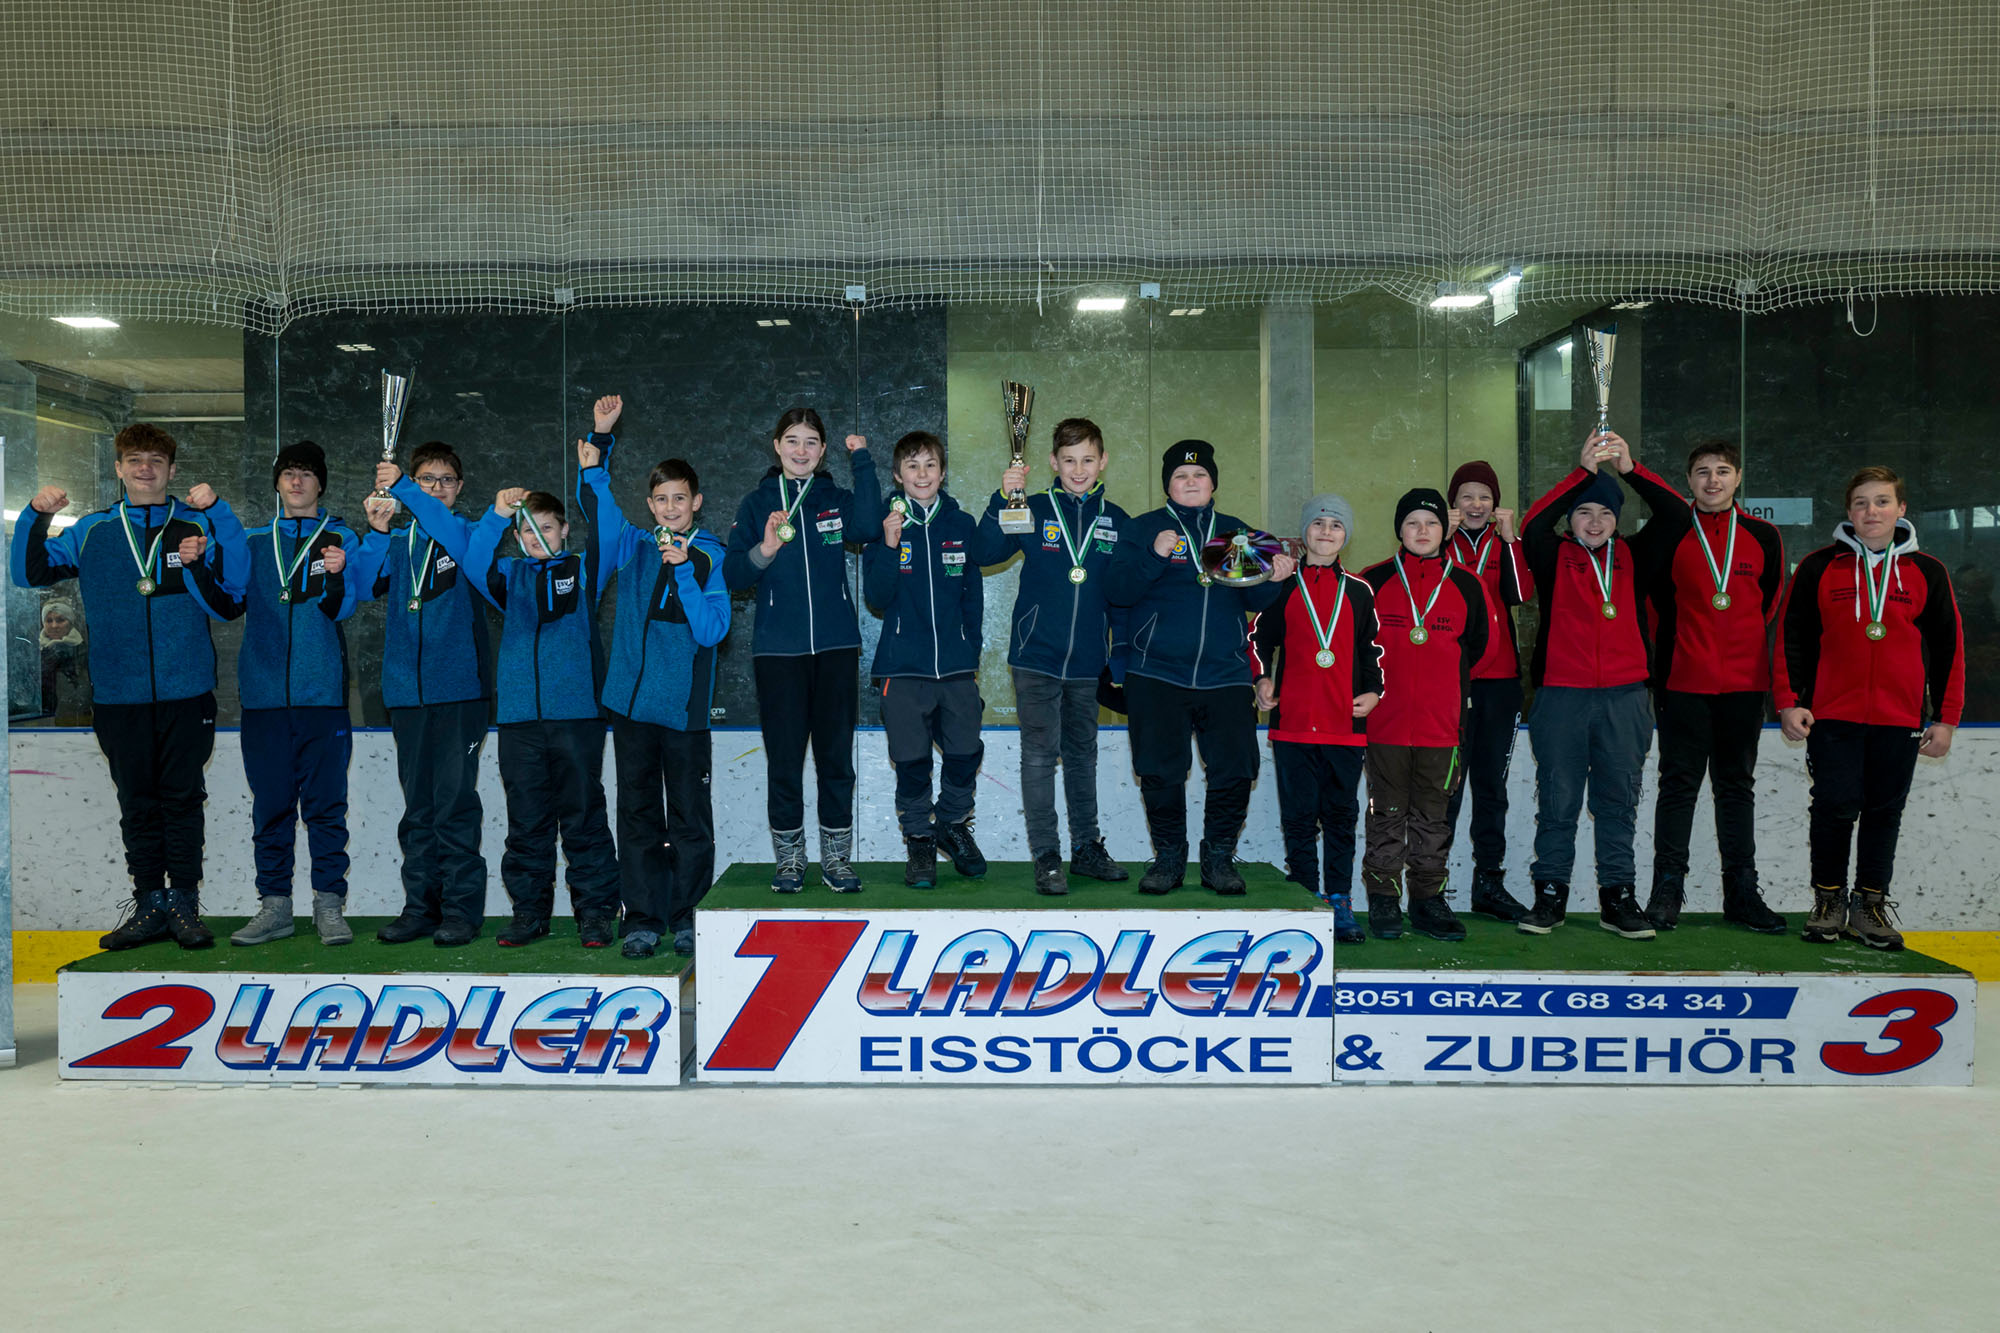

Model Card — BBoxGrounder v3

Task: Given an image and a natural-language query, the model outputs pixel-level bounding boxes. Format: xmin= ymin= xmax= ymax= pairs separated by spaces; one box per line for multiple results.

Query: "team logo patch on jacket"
xmin=1043 ymin=520 xmax=1063 ymax=547
xmin=942 ymin=541 xmax=967 ymax=575
xmin=817 ymin=509 xmax=844 ymax=544
xmin=899 ymin=541 xmax=913 ymax=568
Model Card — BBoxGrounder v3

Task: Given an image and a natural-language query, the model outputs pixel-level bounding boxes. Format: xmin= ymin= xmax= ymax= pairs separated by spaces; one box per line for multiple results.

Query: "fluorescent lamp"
xmin=1430 ymin=284 xmax=1486 ymax=310
xmin=756 ymin=319 xmax=773 ymax=327
xmin=1075 ymin=297 xmax=1127 ymax=313
xmin=53 ymin=316 xmax=119 ymax=329
xmin=334 ymin=342 xmax=376 ymax=353
xmin=1488 ymin=267 xmax=1522 ymax=295
xmin=1556 ymin=340 xmax=1574 ymax=354
xmin=773 ymin=318 xmax=791 ymax=327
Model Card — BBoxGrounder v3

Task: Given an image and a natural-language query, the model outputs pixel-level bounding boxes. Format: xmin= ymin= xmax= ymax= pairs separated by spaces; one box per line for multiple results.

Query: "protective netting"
xmin=3 ymin=0 xmax=1998 ymax=332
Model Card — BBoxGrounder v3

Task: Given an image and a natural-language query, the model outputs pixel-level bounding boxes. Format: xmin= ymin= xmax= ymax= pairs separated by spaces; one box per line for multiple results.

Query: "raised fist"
xmin=376 ymin=461 xmax=403 ymax=492
xmin=845 ymin=434 xmax=867 ymax=454
xmin=593 ymin=394 xmax=623 ymax=434
xmin=495 ymin=487 xmax=528 ymax=518
xmin=185 ymin=484 xmax=217 ymax=510
xmin=1494 ymin=507 xmax=1517 ymax=542
xmin=577 ymin=437 xmax=602 ymax=470
xmin=320 ymin=543 xmax=347 ymax=576
xmin=30 ymin=486 xmax=68 ymax=515
xmin=1153 ymin=529 xmax=1178 ymax=559
xmin=177 ymin=534 xmax=207 ymax=566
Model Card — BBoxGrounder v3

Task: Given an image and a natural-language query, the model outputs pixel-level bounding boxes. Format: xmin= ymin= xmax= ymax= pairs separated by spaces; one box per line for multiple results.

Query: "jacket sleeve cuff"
xmin=748 ymin=543 xmax=775 ymax=570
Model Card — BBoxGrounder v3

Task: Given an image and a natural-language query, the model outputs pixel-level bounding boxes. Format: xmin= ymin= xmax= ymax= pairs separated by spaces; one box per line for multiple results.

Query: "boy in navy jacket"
xmin=969 ymin=416 xmax=1131 ymax=895
xmin=722 ymin=409 xmax=881 ymax=892
xmin=865 ymin=431 xmax=986 ymax=887
xmin=358 ymin=446 xmax=493 ymax=947
xmin=224 ymin=441 xmax=364 ymax=948
xmin=578 ymin=397 xmax=732 ymax=957
xmin=462 ymin=481 xmax=623 ymax=952
xmin=12 ymin=423 xmax=246 ymax=950
xmin=1105 ymin=440 xmax=1292 ymax=895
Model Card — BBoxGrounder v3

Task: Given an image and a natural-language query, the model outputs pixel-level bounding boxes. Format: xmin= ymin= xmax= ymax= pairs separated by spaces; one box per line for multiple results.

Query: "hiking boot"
xmin=1598 ymin=885 xmax=1656 ymax=940
xmin=1327 ymin=893 xmax=1366 ymax=945
xmin=231 ymin=895 xmax=296 ymax=946
xmin=377 ymin=909 xmax=437 ymax=944
xmin=1644 ymin=870 xmax=1685 ymax=932
xmin=818 ymin=825 xmax=863 ymax=893
xmin=497 ymin=909 xmax=550 ymax=948
xmin=577 ymin=913 xmax=618 ymax=948
xmin=1801 ymin=885 xmax=1847 ymax=943
xmin=1844 ymin=889 xmax=1904 ymax=951
xmin=1070 ymin=838 xmax=1129 ymax=882
xmin=1365 ymin=894 xmax=1403 ymax=940
xmin=433 ymin=918 xmax=480 ymax=948
xmin=1408 ymin=893 xmax=1466 ymax=942
xmin=1518 ymin=880 xmax=1570 ymax=935
xmin=99 ymin=890 xmax=172 ymax=952
xmin=313 ymin=891 xmax=353 ymax=946
xmin=1200 ymin=839 xmax=1246 ymax=895
xmin=672 ymin=928 xmax=696 ymax=957
xmin=771 ymin=826 xmax=807 ymax=894
xmin=936 ymin=819 xmax=988 ymax=878
xmin=1721 ymin=868 xmax=1786 ymax=935
xmin=1139 ymin=843 xmax=1187 ymax=895
xmin=1468 ymin=867 xmax=1529 ymax=923
xmin=621 ymin=929 xmax=659 ymax=959
xmin=1033 ymin=849 xmax=1068 ymax=896
xmin=904 ymin=836 xmax=938 ymax=888
xmin=163 ymin=889 xmax=215 ymax=950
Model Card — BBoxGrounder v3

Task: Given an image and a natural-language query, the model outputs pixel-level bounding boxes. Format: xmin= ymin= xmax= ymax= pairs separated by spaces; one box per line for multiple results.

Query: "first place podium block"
xmin=58 ymin=918 xmax=694 ymax=1088
xmin=696 ymin=861 xmax=1332 ymax=1085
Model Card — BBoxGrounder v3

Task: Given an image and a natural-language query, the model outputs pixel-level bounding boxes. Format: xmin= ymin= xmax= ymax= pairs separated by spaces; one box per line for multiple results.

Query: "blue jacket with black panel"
xmin=352 ymin=475 xmax=492 ymax=709
xmin=12 ymin=498 xmax=246 ymax=705
xmin=231 ymin=508 xmax=361 ymax=711
xmin=462 ymin=508 xmax=606 ymax=725
xmin=578 ymin=466 xmax=731 ymax=731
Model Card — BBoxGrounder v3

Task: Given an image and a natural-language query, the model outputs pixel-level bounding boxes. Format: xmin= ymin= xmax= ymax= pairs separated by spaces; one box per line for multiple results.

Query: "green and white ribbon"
xmin=273 ymin=504 xmax=332 ymax=602
xmin=1294 ymin=566 xmax=1347 ymax=668
xmin=1691 ymin=507 xmax=1739 ymax=611
xmin=119 ymin=498 xmax=177 ymax=594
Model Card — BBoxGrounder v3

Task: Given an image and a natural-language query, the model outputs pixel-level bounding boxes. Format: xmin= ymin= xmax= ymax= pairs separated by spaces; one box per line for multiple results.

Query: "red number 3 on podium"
xmin=1819 ymin=988 xmax=1958 ymax=1076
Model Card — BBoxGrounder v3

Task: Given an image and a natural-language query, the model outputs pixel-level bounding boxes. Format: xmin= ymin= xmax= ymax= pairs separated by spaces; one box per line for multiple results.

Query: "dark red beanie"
xmin=1448 ymin=460 xmax=1501 ymax=508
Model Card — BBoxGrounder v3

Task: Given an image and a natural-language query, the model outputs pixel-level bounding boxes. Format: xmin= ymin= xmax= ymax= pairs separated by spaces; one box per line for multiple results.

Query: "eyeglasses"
xmin=413 ymin=473 xmax=461 ymax=489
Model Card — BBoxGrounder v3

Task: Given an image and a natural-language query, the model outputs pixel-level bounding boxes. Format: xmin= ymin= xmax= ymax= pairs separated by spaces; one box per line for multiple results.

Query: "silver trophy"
xmin=1584 ymin=325 xmax=1617 ymax=455
xmin=373 ymin=370 xmax=414 ymax=503
xmin=999 ymin=379 xmax=1035 ymax=535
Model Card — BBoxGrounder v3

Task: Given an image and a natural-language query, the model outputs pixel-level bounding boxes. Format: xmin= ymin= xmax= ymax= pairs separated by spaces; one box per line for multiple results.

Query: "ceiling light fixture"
xmin=1430 ymin=283 xmax=1486 ymax=310
xmin=53 ymin=316 xmax=119 ymax=329
xmin=1076 ymin=297 xmax=1127 ymax=313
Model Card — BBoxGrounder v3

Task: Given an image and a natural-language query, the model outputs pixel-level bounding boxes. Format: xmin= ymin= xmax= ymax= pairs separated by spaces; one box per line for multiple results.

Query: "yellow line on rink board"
xmin=12 ymin=931 xmax=101 ymax=984
xmin=1903 ymin=933 xmax=2000 ymax=982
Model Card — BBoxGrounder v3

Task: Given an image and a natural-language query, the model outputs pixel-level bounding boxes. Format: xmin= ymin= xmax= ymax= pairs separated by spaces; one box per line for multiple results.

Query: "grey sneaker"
xmin=1843 ymin=889 xmax=1904 ymax=951
xmin=621 ymin=929 xmax=660 ymax=959
xmin=313 ymin=891 xmax=353 ymax=946
xmin=230 ymin=895 xmax=295 ymax=946
xmin=1801 ymin=885 xmax=1847 ymax=943
xmin=818 ymin=825 xmax=863 ymax=893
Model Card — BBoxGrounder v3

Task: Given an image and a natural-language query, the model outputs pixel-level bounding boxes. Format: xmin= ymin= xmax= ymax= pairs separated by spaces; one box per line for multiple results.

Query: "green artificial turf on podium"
xmin=703 ymin=860 xmax=1311 ymax=910
xmin=1340 ymin=910 xmax=1960 ymax=975
xmin=65 ymin=916 xmax=690 ymax=976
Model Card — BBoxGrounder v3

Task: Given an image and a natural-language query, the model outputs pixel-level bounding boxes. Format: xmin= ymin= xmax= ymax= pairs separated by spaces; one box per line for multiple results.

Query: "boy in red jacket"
xmin=1443 ymin=460 xmax=1531 ymax=921
xmin=1628 ymin=439 xmax=1786 ymax=933
xmin=1359 ymin=488 xmax=1488 ymax=941
xmin=1251 ymin=493 xmax=1382 ymax=943
xmin=1776 ymin=466 xmax=1962 ymax=950
xmin=1517 ymin=432 xmax=1659 ymax=940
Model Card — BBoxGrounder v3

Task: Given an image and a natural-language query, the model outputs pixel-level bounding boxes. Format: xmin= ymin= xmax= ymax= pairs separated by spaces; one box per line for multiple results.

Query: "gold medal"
xmin=1315 ymin=648 xmax=1335 ymax=669
xmin=1601 ymin=601 xmax=1618 ymax=619
xmin=279 ymin=589 xmax=293 ymax=604
xmin=1711 ymin=591 xmax=1732 ymax=611
xmin=778 ymin=521 xmax=797 ymax=543
xmin=137 ymin=577 xmax=156 ymax=596
xmin=1865 ymin=620 xmax=1886 ymax=641
xmin=890 ymin=496 xmax=908 ymax=515
xmin=1198 ymin=573 xmax=1213 ymax=587
xmin=1068 ymin=565 xmax=1087 ymax=585
xmin=1409 ymin=626 xmax=1429 ymax=645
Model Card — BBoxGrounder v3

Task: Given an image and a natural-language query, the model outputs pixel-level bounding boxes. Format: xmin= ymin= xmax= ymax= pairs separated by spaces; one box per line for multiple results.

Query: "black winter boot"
xmin=99 ymin=889 xmax=172 ymax=952
xmin=162 ymin=888 xmax=215 ymax=950
xmin=1721 ymin=868 xmax=1786 ymax=934
xmin=1140 ymin=843 xmax=1187 ymax=895
xmin=1517 ymin=880 xmax=1569 ymax=935
xmin=1598 ymin=885 xmax=1656 ymax=940
xmin=1469 ymin=867 xmax=1529 ymax=922
xmin=1645 ymin=869 xmax=1686 ymax=932
xmin=904 ymin=836 xmax=938 ymax=888
xmin=1200 ymin=839 xmax=1245 ymax=895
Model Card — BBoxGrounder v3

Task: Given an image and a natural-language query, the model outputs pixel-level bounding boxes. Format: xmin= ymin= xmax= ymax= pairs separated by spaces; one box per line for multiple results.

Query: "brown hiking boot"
xmin=1801 ymin=886 xmax=1846 ymax=943
xmin=1843 ymin=888 xmax=1904 ymax=951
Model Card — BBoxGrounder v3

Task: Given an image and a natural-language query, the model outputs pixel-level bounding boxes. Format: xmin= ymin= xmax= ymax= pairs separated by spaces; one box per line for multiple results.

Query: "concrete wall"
xmin=13 ymin=725 xmax=1999 ymax=933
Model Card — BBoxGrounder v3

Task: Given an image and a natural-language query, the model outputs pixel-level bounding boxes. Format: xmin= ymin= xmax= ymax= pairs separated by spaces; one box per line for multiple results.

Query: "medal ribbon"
xmin=407 ymin=518 xmax=437 ymax=608
xmin=120 ymin=498 xmax=177 ymax=586
xmin=1395 ymin=551 xmax=1455 ymax=637
xmin=1459 ymin=526 xmax=1496 ymax=576
xmin=516 ymin=509 xmax=557 ymax=561
xmin=1294 ymin=566 xmax=1346 ymax=660
xmin=1583 ymin=536 xmax=1617 ymax=606
xmin=1168 ymin=504 xmax=1215 ymax=576
xmin=779 ymin=475 xmax=813 ymax=529
xmin=1046 ymin=483 xmax=1100 ymax=569
xmin=899 ymin=494 xmax=939 ymax=528
xmin=273 ymin=505 xmax=333 ymax=597
xmin=1691 ymin=507 xmax=1739 ymax=601
xmin=1860 ymin=548 xmax=1892 ymax=626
